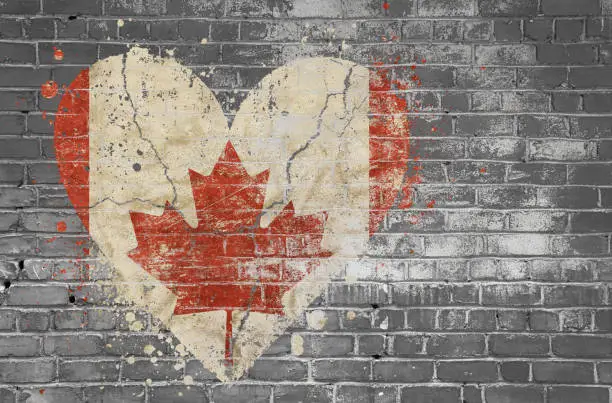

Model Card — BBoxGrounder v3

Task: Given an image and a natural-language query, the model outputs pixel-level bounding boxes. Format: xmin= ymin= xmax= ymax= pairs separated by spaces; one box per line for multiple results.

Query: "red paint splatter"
xmin=369 ymin=62 xmax=421 ymax=233
xmin=382 ymin=1 xmax=389 ymax=10
xmin=426 ymin=200 xmax=435 ymax=208
xmin=54 ymin=69 xmax=89 ymax=230
xmin=479 ymin=167 xmax=487 ymax=174
xmin=128 ymin=142 xmax=331 ymax=363
xmin=39 ymin=389 xmax=45 ymax=395
xmin=53 ymin=47 xmax=64 ymax=61
xmin=480 ymin=66 xmax=486 ymax=71
xmin=57 ymin=221 xmax=67 ymax=232
xmin=41 ymin=81 xmax=59 ymax=99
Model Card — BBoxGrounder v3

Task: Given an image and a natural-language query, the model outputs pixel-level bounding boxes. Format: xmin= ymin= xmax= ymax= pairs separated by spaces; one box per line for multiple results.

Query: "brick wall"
xmin=0 ymin=0 xmax=612 ymax=402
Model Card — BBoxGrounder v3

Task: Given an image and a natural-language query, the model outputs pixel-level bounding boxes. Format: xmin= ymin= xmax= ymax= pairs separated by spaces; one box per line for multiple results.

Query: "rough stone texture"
xmin=0 ymin=0 xmax=610 ymax=401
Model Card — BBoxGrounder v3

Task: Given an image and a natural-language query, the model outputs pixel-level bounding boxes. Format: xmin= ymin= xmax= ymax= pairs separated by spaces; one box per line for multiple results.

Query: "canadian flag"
xmin=54 ymin=47 xmax=411 ymax=380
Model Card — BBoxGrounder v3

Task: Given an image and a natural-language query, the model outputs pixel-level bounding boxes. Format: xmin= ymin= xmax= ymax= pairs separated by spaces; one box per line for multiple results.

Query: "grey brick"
xmin=393 ymin=283 xmax=451 ymax=306
xmin=0 ymin=359 xmax=55 ymax=383
xmin=0 ymin=20 xmax=23 ymax=41
xmin=313 ymin=359 xmax=370 ymax=381
xmin=24 ymin=18 xmax=54 ymax=39
xmin=150 ymin=20 xmax=178 ymax=40
xmin=544 ymin=285 xmax=605 ymax=306
xmin=84 ymin=386 xmax=145 ymax=403
xmin=106 ymin=0 xmax=166 ymax=15
xmin=584 ymin=93 xmax=612 ymax=112
xmin=119 ymin=20 xmax=149 ymax=40
xmin=402 ymin=21 xmax=431 ymax=40
xmin=88 ymin=20 xmax=115 ymax=40
xmin=519 ymin=115 xmax=570 ymax=138
xmin=570 ymin=67 xmax=612 ymax=88
xmin=485 ymin=386 xmax=544 ymax=403
xmin=428 ymin=334 xmax=486 ymax=357
xmin=478 ymin=0 xmax=537 ymax=16
xmin=274 ymin=385 xmax=332 ymax=403
xmin=518 ymin=67 xmax=567 ymax=89
xmin=337 ymin=385 xmax=396 ymax=403
xmin=392 ymin=335 xmax=424 ymax=356
xmin=437 ymin=360 xmax=498 ymax=382
xmin=28 ymin=163 xmax=60 ymax=184
xmin=122 ymin=359 xmax=181 ymax=381
xmin=433 ymin=21 xmax=463 ymax=41
xmin=0 ymin=335 xmax=40 ymax=356
xmin=0 ymin=67 xmax=50 ymax=88
xmin=456 ymin=115 xmax=514 ymax=136
xmin=296 ymin=334 xmax=353 ymax=357
xmin=0 ymin=212 xmax=18 ymax=231
xmin=57 ymin=19 xmax=87 ymax=39
xmin=467 ymin=138 xmax=525 ymax=160
xmin=166 ymin=44 xmax=220 ymax=65
xmin=358 ymin=335 xmax=386 ymax=356
xmin=553 ymin=335 xmax=612 ymax=357
xmin=329 ymin=283 xmax=387 ymax=307
xmin=598 ymin=362 xmax=612 ymax=382
xmin=39 ymin=42 xmax=97 ymax=64
xmin=0 ymin=0 xmax=40 ymax=13
xmin=542 ymin=0 xmax=599 ymax=16
xmin=373 ymin=360 xmax=433 ymax=382
xmin=8 ymin=285 xmax=67 ymax=306
xmin=537 ymin=44 xmax=598 ymax=65
xmin=287 ymin=0 xmax=342 ymax=17
xmin=212 ymin=385 xmax=271 ymax=403
xmin=211 ymin=21 xmax=239 ymax=41
xmin=494 ymin=19 xmax=522 ymax=42
xmin=490 ymin=334 xmax=550 ymax=356
xmin=476 ymin=44 xmax=536 ymax=65
xmin=464 ymin=20 xmax=492 ymax=40
xmin=248 ymin=359 xmax=307 ymax=381
xmin=383 ymin=0 xmax=414 ymax=17
xmin=59 ymin=359 xmax=120 ymax=382
xmin=533 ymin=361 xmax=593 ymax=383
xmin=524 ymin=19 xmax=554 ymax=42
xmin=569 ymin=164 xmax=612 ymax=185
xmin=104 ymin=334 xmax=172 ymax=356
xmin=44 ymin=334 xmax=103 ymax=356
xmin=19 ymin=311 xmax=50 ymax=331
xmin=166 ymin=0 xmax=224 ymax=17
xmin=482 ymin=283 xmax=540 ymax=305
xmin=0 ymin=92 xmax=36 ymax=112
xmin=500 ymin=361 xmax=530 ymax=382
xmin=502 ymin=92 xmax=550 ymax=112
xmin=508 ymin=163 xmax=566 ymax=185
xmin=418 ymin=0 xmax=473 ymax=16
xmin=553 ymin=93 xmax=580 ymax=112
xmin=178 ymin=20 xmax=210 ymax=41
xmin=150 ymin=386 xmax=209 ymax=403
xmin=43 ymin=0 xmax=103 ymax=14
xmin=448 ymin=161 xmax=506 ymax=184
xmin=547 ymin=387 xmax=609 ymax=403
xmin=556 ymin=19 xmax=583 ymax=42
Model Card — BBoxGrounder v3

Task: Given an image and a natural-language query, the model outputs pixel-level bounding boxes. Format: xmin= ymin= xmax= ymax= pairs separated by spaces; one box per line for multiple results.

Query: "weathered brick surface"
xmin=0 ymin=0 xmax=609 ymax=401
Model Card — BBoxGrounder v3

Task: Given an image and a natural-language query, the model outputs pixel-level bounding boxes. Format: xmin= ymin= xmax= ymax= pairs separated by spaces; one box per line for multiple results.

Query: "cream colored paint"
xmin=88 ymin=47 xmax=369 ymax=380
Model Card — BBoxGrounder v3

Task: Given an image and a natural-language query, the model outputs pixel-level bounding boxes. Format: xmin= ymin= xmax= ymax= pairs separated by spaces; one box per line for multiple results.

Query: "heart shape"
xmin=54 ymin=47 xmax=411 ymax=380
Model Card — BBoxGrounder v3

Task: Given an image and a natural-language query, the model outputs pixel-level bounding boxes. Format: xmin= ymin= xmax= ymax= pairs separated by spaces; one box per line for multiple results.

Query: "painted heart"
xmin=53 ymin=47 xmax=413 ymax=381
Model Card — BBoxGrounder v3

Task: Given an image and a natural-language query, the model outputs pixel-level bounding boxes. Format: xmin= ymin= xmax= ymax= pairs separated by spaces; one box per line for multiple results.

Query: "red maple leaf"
xmin=128 ymin=141 xmax=331 ymax=362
